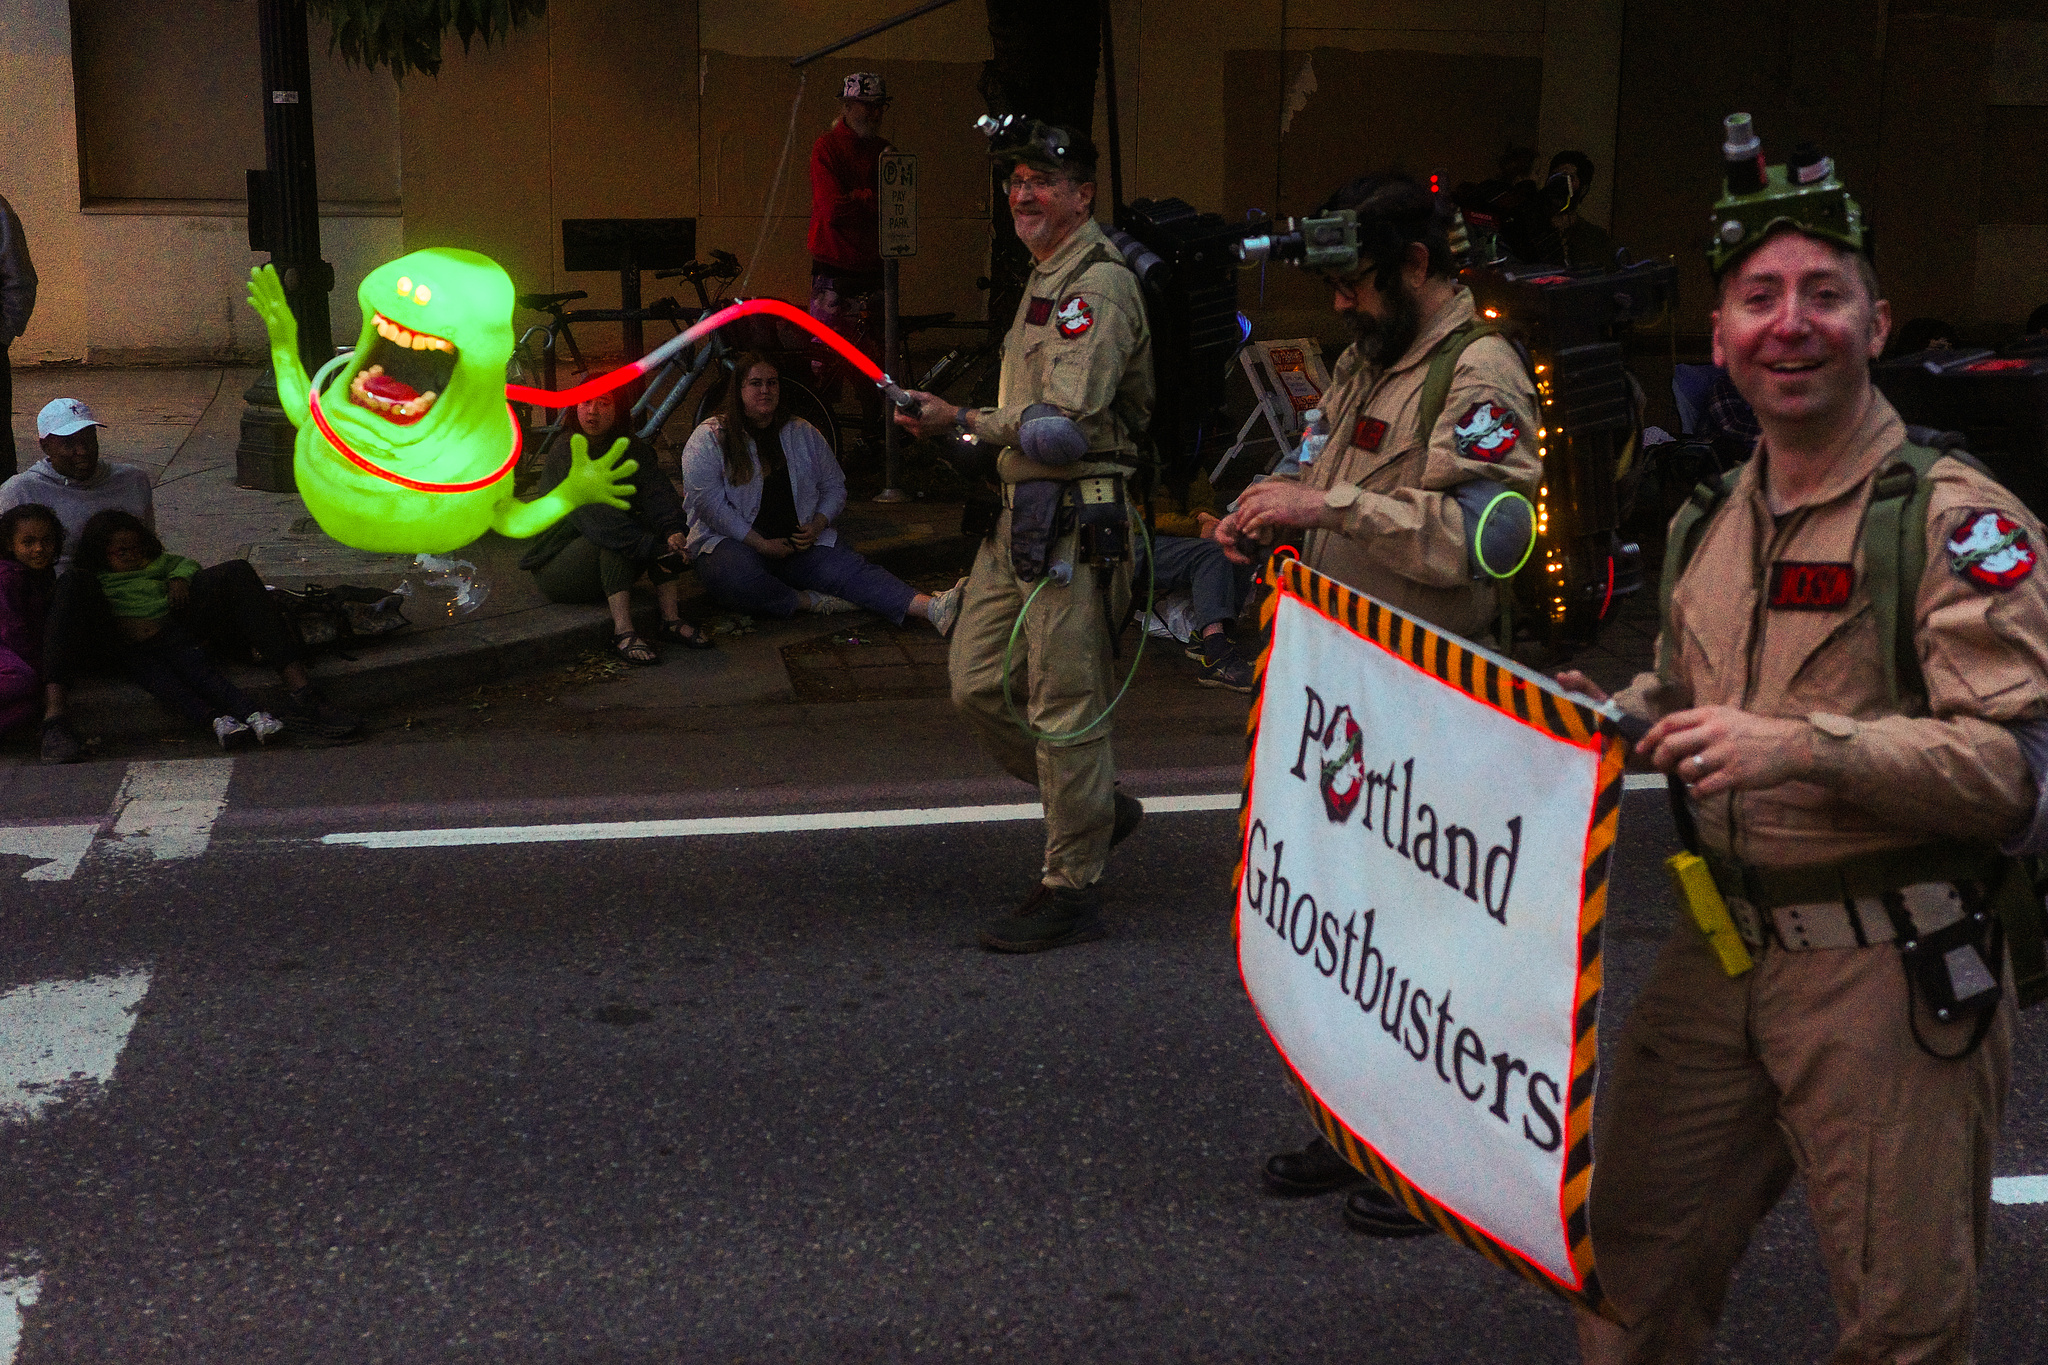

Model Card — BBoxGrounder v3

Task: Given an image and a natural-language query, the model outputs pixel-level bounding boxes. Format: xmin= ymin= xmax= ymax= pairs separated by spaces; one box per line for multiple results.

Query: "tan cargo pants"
xmin=1585 ymin=920 xmax=2012 ymax=1365
xmin=949 ymin=508 xmax=1132 ymax=891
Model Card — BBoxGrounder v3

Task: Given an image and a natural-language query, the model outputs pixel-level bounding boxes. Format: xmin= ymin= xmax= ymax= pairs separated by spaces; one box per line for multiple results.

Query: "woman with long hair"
xmin=680 ymin=353 xmax=960 ymax=632
xmin=519 ymin=387 xmax=712 ymax=663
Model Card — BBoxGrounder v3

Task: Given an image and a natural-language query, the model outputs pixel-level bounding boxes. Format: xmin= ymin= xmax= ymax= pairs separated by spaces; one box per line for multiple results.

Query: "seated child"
xmin=75 ymin=509 xmax=283 ymax=749
xmin=0 ymin=502 xmax=62 ymax=735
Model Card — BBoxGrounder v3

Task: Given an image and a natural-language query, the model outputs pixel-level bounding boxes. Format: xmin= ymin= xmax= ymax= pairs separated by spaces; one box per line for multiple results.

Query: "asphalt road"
xmin=2 ymin=726 xmax=2044 ymax=1363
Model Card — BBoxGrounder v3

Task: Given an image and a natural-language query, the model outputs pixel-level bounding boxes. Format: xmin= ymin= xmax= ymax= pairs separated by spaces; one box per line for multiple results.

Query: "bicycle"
xmin=508 ymin=249 xmax=837 ymax=477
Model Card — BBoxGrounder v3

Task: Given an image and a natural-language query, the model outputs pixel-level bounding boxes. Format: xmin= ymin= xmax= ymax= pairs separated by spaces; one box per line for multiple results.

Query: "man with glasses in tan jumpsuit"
xmin=896 ymin=120 xmax=1152 ymax=954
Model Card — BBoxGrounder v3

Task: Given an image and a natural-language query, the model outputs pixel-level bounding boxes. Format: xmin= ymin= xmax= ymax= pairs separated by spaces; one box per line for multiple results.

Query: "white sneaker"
xmin=801 ymin=592 xmax=860 ymax=615
xmin=213 ymin=715 xmax=253 ymax=750
xmin=246 ymin=711 xmax=285 ymax=744
xmin=928 ymin=577 xmax=967 ymax=638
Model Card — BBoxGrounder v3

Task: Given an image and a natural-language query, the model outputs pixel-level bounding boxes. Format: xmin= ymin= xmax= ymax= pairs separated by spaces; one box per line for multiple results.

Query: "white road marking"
xmin=0 ymin=825 xmax=101 ymax=882
xmin=1993 ymin=1175 xmax=2048 ymax=1205
xmin=102 ymin=759 xmax=233 ymax=861
xmin=0 ymin=970 xmax=152 ymax=1124
xmin=0 ymin=1274 xmax=40 ymax=1365
xmin=324 ymin=791 xmax=1243 ymax=850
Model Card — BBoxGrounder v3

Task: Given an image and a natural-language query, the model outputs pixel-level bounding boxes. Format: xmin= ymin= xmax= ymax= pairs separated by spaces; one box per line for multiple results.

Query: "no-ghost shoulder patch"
xmin=1451 ymin=400 xmax=1519 ymax=462
xmin=1054 ymin=296 xmax=1094 ymax=338
xmin=1947 ymin=509 xmax=2037 ymax=591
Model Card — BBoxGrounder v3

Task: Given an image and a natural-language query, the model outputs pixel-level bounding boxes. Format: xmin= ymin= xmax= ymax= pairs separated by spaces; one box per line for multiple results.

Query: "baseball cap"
xmin=36 ymin=398 xmax=109 ymax=440
xmin=842 ymin=73 xmax=889 ymax=103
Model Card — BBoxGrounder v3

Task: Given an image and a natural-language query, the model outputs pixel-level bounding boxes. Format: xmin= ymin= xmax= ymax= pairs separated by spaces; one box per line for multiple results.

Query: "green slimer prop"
xmin=246 ymin=248 xmax=636 ymax=553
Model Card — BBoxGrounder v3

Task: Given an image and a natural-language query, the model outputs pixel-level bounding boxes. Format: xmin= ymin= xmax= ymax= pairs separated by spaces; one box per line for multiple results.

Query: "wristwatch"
xmin=954 ymin=408 xmax=977 ymax=440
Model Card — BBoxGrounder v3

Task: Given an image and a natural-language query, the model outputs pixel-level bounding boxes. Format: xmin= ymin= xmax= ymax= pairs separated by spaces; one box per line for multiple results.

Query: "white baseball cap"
xmin=36 ymin=398 xmax=109 ymax=440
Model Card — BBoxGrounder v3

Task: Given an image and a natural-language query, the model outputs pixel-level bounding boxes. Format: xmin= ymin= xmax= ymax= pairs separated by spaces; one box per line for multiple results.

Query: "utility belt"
xmin=999 ymin=474 xmax=1132 ymax=583
xmin=1699 ymin=843 xmax=1999 ymax=952
xmin=1670 ymin=835 xmax=2019 ymax=1058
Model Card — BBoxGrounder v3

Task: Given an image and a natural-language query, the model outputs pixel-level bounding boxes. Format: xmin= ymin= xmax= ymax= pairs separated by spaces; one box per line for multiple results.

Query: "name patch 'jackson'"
xmin=1768 ymin=561 xmax=1854 ymax=610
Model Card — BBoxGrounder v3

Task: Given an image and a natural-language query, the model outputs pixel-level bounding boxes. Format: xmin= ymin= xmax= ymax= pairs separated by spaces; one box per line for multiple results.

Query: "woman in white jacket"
xmin=681 ymin=353 xmax=960 ymax=632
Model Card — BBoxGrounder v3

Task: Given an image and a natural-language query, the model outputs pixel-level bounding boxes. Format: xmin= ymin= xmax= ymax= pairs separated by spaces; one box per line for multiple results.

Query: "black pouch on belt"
xmin=1008 ymin=480 xmax=1066 ymax=582
xmin=1882 ymin=891 xmax=2004 ymax=1025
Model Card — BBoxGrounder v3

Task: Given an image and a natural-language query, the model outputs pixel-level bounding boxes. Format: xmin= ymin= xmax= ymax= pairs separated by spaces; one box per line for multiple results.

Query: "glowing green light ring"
xmin=1474 ymin=489 xmax=1537 ymax=579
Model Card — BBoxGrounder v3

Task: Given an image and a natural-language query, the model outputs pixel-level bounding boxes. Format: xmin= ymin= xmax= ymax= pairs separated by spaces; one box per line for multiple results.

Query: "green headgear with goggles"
xmin=1706 ymin=112 xmax=1867 ymax=277
xmin=975 ymin=115 xmax=1098 ymax=178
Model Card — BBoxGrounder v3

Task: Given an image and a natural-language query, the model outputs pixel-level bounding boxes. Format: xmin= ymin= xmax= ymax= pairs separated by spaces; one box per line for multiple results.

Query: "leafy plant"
xmin=311 ymin=0 xmax=547 ymax=79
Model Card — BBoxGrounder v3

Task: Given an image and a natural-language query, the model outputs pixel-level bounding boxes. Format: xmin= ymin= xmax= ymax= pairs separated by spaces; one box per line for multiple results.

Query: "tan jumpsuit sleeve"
xmin=973 ymin=264 xmax=1144 ymax=451
xmin=1804 ymin=472 xmax=2048 ymax=838
xmin=1326 ymin=338 xmax=1543 ymax=589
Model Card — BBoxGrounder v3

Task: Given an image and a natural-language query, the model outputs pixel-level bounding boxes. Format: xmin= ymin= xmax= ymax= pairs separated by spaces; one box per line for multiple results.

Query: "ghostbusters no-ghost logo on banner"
xmin=1452 ymin=400 xmax=1519 ymax=462
xmin=1947 ymin=509 xmax=2037 ymax=591
xmin=1054 ymin=296 xmax=1094 ymax=338
xmin=1234 ymin=556 xmax=1623 ymax=1316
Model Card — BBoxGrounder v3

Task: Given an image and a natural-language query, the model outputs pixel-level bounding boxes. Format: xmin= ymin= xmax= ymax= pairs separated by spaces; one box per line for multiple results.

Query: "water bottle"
xmin=1296 ymin=408 xmax=1330 ymax=467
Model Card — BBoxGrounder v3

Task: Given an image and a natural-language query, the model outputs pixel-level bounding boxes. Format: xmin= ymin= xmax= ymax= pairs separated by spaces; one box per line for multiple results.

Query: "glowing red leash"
xmin=504 ymin=298 xmax=895 ymax=409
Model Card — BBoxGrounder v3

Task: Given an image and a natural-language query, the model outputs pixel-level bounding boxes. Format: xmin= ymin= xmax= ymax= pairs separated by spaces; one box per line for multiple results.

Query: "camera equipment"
xmin=1464 ymin=256 xmax=1680 ymax=648
xmin=1705 ymin=114 xmax=1865 ymax=277
xmin=1448 ymin=172 xmax=1576 ymax=266
xmin=1234 ymin=210 xmax=1362 ymax=272
xmin=1876 ymin=352 xmax=2048 ymax=518
xmin=1112 ymin=197 xmax=1244 ymax=500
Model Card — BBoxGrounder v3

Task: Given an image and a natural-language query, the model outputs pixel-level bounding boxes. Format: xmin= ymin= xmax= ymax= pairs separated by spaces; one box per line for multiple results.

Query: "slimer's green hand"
xmin=244 ymin=249 xmax=636 ymax=554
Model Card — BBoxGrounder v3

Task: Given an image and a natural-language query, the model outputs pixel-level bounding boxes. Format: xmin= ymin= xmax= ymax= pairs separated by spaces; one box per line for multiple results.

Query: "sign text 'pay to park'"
xmin=880 ymin=152 xmax=917 ymax=259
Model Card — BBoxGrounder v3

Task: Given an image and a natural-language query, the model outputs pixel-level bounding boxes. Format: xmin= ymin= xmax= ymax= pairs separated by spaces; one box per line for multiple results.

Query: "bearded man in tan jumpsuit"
xmin=1215 ymin=171 xmax=1544 ymax=1235
xmin=1560 ymin=164 xmax=2048 ymax=1361
xmin=896 ymin=124 xmax=1153 ymax=953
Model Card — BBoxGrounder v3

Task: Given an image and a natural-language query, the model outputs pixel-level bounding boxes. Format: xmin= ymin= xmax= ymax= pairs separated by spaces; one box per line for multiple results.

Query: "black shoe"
xmin=1342 ymin=1182 xmax=1437 ymax=1238
xmin=1196 ymin=646 xmax=1257 ymax=694
xmin=39 ymin=717 xmax=85 ymax=765
xmin=1110 ymin=790 xmax=1144 ymax=852
xmin=281 ymin=684 xmax=361 ymax=739
xmin=980 ymin=882 xmax=1105 ymax=953
xmin=1261 ymin=1136 xmax=1364 ymax=1196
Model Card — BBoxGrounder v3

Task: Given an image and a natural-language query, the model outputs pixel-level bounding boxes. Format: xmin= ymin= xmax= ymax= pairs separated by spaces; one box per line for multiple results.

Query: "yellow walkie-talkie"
xmin=1666 ymin=850 xmax=1754 ymax=977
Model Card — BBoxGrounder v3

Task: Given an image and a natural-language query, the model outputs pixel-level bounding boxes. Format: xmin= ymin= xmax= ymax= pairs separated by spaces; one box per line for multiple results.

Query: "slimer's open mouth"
xmin=349 ymin=312 xmax=458 ymax=425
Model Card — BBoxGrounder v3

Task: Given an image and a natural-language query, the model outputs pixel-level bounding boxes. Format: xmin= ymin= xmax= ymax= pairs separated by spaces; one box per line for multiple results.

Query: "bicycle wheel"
xmin=693 ymin=371 xmax=839 ymax=458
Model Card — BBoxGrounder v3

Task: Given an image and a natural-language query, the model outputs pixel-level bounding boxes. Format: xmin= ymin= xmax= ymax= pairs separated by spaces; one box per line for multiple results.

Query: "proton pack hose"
xmin=999 ymin=507 xmax=1157 ymax=743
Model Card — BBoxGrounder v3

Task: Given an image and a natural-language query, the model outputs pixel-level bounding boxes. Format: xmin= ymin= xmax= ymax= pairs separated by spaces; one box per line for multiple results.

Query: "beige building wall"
xmin=15 ymin=1 xmax=2046 ymax=368
xmin=2 ymin=0 xmax=403 ymax=365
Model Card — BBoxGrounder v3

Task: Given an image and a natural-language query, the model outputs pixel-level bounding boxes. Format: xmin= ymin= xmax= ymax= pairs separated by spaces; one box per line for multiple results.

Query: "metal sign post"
xmin=877 ymin=153 xmax=918 ymax=503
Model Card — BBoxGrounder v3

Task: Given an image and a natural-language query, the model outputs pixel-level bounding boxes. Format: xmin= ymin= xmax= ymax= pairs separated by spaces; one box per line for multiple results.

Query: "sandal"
xmin=657 ymin=618 xmax=716 ymax=651
xmin=612 ymin=631 xmax=662 ymax=666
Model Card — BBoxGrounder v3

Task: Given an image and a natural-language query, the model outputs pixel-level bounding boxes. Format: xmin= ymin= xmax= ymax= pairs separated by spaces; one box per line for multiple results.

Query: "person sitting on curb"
xmin=76 ymin=510 xmax=282 ymax=749
xmin=0 ymin=398 xmax=360 ymax=762
xmin=518 ymin=391 xmax=713 ymax=665
xmin=681 ymin=353 xmax=962 ymax=633
xmin=0 ymin=502 xmax=60 ymax=739
xmin=1139 ymin=509 xmax=1257 ymax=693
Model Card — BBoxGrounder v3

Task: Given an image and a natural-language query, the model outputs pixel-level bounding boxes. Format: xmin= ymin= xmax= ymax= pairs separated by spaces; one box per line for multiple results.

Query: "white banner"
xmin=1238 ymin=582 xmax=1614 ymax=1291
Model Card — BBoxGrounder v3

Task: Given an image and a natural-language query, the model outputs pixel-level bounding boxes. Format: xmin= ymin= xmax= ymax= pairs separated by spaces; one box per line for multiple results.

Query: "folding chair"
xmin=1211 ymin=339 xmax=1333 ymax=483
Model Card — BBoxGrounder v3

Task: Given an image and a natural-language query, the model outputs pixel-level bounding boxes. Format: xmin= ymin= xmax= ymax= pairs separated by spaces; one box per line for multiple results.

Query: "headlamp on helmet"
xmin=1706 ymin=113 xmax=1866 ymax=277
xmin=976 ymin=115 xmax=1094 ymax=176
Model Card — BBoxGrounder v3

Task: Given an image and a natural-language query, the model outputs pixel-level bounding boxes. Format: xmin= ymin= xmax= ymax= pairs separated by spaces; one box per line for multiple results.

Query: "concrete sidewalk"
xmin=6 ymin=365 xmax=974 ymax=744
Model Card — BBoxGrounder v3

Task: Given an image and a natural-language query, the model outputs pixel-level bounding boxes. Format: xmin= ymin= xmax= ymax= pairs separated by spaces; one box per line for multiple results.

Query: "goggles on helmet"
xmin=975 ymin=115 xmax=1091 ymax=175
xmin=1707 ymin=114 xmax=1866 ymax=277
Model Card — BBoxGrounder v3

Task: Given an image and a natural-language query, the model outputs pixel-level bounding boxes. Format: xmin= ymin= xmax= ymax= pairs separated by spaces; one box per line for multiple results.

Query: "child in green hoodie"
xmin=77 ymin=509 xmax=282 ymax=749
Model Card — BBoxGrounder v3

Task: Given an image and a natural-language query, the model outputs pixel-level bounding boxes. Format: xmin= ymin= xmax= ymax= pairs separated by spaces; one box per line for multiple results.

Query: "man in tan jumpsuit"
xmin=1560 ymin=151 xmax=2048 ymax=1363
xmin=1215 ymin=172 xmax=1543 ymax=1232
xmin=896 ymin=122 xmax=1153 ymax=953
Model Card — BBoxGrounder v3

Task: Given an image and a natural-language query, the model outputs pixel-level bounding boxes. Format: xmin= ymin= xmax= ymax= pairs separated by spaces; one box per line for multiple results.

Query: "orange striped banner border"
xmin=1233 ymin=552 xmax=1624 ymax=1320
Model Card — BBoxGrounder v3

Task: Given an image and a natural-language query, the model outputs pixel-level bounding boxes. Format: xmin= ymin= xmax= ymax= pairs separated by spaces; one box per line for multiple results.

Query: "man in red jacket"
xmin=808 ymin=73 xmax=892 ymax=443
